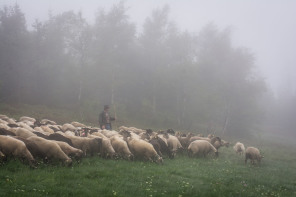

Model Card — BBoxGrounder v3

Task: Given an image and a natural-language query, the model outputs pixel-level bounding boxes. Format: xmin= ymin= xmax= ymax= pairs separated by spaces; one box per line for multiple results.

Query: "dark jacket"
xmin=98 ymin=110 xmax=115 ymax=130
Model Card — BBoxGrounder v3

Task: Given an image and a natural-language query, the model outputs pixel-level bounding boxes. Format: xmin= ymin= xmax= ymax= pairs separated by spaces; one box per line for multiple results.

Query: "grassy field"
xmin=1 ymin=103 xmax=296 ymax=196
xmin=0 ymin=138 xmax=295 ymax=197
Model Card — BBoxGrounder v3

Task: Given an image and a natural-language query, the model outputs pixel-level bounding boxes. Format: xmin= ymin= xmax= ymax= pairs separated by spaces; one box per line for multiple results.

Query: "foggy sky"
xmin=1 ymin=0 xmax=296 ymax=95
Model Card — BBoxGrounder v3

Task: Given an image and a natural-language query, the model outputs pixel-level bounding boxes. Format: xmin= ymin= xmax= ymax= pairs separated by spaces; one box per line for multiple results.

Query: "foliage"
xmin=0 ymin=3 xmax=268 ymax=135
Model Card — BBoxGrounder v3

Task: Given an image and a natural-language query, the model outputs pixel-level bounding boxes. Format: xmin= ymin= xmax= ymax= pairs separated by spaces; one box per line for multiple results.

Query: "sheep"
xmin=189 ymin=136 xmax=211 ymax=143
xmin=62 ymin=123 xmax=77 ymax=132
xmin=66 ymin=135 xmax=103 ymax=156
xmin=18 ymin=122 xmax=35 ymax=132
xmin=52 ymin=140 xmax=83 ymax=160
xmin=211 ymin=137 xmax=222 ymax=150
xmin=15 ymin=128 xmax=36 ymax=138
xmin=0 ymin=119 xmax=8 ymax=125
xmin=27 ymin=136 xmax=72 ymax=166
xmin=12 ymin=136 xmax=45 ymax=163
xmin=71 ymin=121 xmax=86 ymax=128
xmin=0 ymin=128 xmax=16 ymax=136
xmin=233 ymin=142 xmax=245 ymax=155
xmin=88 ymin=134 xmax=116 ymax=158
xmin=221 ymin=140 xmax=230 ymax=148
xmin=178 ymin=133 xmax=194 ymax=149
xmin=110 ymin=135 xmax=133 ymax=160
xmin=40 ymin=125 xmax=55 ymax=134
xmin=101 ymin=129 xmax=118 ymax=138
xmin=0 ymin=135 xmax=36 ymax=167
xmin=188 ymin=140 xmax=218 ymax=158
xmin=7 ymin=118 xmax=17 ymax=125
xmin=19 ymin=116 xmax=36 ymax=123
xmin=245 ymin=147 xmax=263 ymax=165
xmin=190 ymin=136 xmax=222 ymax=150
xmin=148 ymin=135 xmax=167 ymax=158
xmin=166 ymin=134 xmax=183 ymax=158
xmin=0 ymin=114 xmax=9 ymax=120
xmin=0 ymin=123 xmax=11 ymax=131
xmin=40 ymin=119 xmax=57 ymax=125
xmin=48 ymin=133 xmax=73 ymax=146
xmin=121 ymin=130 xmax=162 ymax=163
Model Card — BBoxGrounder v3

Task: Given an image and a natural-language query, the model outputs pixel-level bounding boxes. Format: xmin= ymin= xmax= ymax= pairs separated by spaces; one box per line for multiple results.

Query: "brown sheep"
xmin=178 ymin=133 xmax=194 ymax=149
xmin=245 ymin=147 xmax=263 ymax=165
xmin=0 ymin=135 xmax=36 ymax=167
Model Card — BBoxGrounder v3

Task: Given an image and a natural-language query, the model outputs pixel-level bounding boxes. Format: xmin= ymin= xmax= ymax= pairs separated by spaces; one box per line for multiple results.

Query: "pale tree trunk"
xmin=222 ymin=103 xmax=231 ymax=136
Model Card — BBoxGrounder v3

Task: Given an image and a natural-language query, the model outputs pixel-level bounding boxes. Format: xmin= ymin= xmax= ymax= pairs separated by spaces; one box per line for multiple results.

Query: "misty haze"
xmin=0 ymin=1 xmax=295 ymax=197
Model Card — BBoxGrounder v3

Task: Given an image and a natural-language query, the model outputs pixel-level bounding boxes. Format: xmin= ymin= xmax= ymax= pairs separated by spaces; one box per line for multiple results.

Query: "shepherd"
xmin=99 ymin=105 xmax=116 ymax=130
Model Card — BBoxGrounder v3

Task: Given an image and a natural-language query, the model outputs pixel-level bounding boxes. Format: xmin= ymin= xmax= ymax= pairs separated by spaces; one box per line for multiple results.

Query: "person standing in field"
xmin=99 ymin=105 xmax=115 ymax=130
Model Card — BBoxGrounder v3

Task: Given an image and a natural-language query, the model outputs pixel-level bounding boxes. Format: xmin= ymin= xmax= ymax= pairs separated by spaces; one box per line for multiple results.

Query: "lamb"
xmin=0 ymin=135 xmax=36 ymax=167
xmin=188 ymin=140 xmax=218 ymax=158
xmin=27 ymin=136 xmax=72 ymax=166
xmin=110 ymin=135 xmax=133 ymax=160
xmin=245 ymin=147 xmax=263 ymax=165
xmin=233 ymin=142 xmax=245 ymax=155
xmin=121 ymin=130 xmax=163 ymax=163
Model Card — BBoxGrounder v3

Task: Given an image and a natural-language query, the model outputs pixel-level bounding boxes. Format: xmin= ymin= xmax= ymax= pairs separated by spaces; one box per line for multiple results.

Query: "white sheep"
xmin=166 ymin=134 xmax=183 ymax=158
xmin=62 ymin=123 xmax=77 ymax=132
xmin=245 ymin=147 xmax=263 ymax=165
xmin=122 ymin=130 xmax=162 ymax=163
xmin=19 ymin=116 xmax=36 ymax=123
xmin=188 ymin=140 xmax=218 ymax=158
xmin=27 ymin=136 xmax=72 ymax=166
xmin=233 ymin=142 xmax=245 ymax=155
xmin=0 ymin=135 xmax=36 ymax=167
xmin=110 ymin=135 xmax=133 ymax=160
xmin=71 ymin=121 xmax=86 ymax=128
xmin=15 ymin=128 xmax=36 ymax=138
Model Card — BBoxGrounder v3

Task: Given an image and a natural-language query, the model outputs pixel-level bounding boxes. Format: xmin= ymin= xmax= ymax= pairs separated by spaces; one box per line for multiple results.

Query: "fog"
xmin=0 ymin=0 xmax=295 ymax=136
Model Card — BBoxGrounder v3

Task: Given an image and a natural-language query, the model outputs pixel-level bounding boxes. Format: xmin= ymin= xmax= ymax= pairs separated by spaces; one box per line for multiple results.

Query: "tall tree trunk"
xmin=222 ymin=103 xmax=231 ymax=136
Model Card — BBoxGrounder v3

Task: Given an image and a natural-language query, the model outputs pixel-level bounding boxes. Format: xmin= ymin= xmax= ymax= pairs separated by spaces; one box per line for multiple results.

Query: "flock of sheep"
xmin=0 ymin=114 xmax=264 ymax=168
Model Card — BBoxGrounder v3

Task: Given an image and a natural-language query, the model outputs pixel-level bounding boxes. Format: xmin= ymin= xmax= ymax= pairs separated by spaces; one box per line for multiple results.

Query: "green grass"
xmin=0 ymin=142 xmax=295 ymax=197
xmin=1 ymin=103 xmax=296 ymax=196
